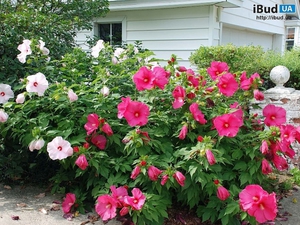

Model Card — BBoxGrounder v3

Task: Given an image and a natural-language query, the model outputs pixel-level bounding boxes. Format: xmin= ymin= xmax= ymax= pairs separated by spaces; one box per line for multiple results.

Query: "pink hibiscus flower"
xmin=173 ymin=171 xmax=185 ymax=187
xmin=133 ymin=66 xmax=155 ymax=91
xmin=240 ymin=71 xmax=251 ymax=90
xmin=247 ymin=193 xmax=277 ymax=223
xmin=117 ymin=97 xmax=131 ymax=119
xmin=153 ymin=66 xmax=169 ymax=90
xmin=189 ymin=103 xmax=207 ymax=124
xmin=0 ymin=84 xmax=14 ymax=104
xmin=280 ymin=124 xmax=296 ymax=144
xmin=207 ymin=61 xmax=229 ymax=80
xmin=26 ymin=72 xmax=49 ymax=96
xmin=91 ymin=134 xmax=107 ymax=150
xmin=110 ymin=185 xmax=128 ymax=207
xmin=239 ymin=184 xmax=277 ymax=223
xmin=278 ymin=140 xmax=295 ymax=158
xmin=123 ymin=188 xmax=146 ymax=211
xmin=253 ymin=89 xmax=264 ymax=101
xmin=172 ymin=85 xmax=186 ymax=109
xmin=84 ymin=113 xmax=100 ymax=135
xmin=47 ymin=136 xmax=73 ymax=160
xmin=123 ymin=101 xmax=150 ymax=127
xmin=95 ymin=194 xmax=118 ymax=221
xmin=147 ymin=165 xmax=162 ymax=181
xmin=263 ymin=104 xmax=286 ymax=127
xmin=75 ymin=154 xmax=89 ymax=170
xmin=213 ymin=113 xmax=243 ymax=137
xmin=217 ymin=73 xmax=239 ymax=97
xmin=62 ymin=193 xmax=76 ymax=214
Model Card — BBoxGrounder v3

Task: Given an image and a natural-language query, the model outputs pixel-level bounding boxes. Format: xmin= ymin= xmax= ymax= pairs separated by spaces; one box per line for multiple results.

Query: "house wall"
xmin=221 ymin=0 xmax=285 ymax=52
xmin=75 ymin=6 xmax=219 ymax=67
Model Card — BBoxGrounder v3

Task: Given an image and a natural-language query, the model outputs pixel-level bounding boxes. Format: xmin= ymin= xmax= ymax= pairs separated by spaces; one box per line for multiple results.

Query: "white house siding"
xmin=75 ymin=6 xmax=219 ymax=67
xmin=221 ymin=0 xmax=285 ymax=52
xmin=221 ymin=26 xmax=274 ymax=50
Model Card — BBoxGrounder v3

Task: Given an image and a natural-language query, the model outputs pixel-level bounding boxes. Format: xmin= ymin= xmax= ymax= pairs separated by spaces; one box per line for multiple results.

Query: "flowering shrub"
xmin=0 ymin=39 xmax=299 ymax=224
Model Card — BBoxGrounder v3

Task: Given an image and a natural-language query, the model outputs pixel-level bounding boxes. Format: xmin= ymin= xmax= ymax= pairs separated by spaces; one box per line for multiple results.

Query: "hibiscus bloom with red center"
xmin=84 ymin=113 xmax=100 ymax=135
xmin=133 ymin=66 xmax=155 ymax=91
xmin=95 ymin=194 xmax=118 ymax=221
xmin=217 ymin=73 xmax=239 ymax=97
xmin=213 ymin=113 xmax=243 ymax=137
xmin=123 ymin=188 xmax=146 ymax=211
xmin=207 ymin=61 xmax=229 ymax=80
xmin=110 ymin=185 xmax=128 ymax=207
xmin=123 ymin=100 xmax=150 ymax=127
xmin=0 ymin=84 xmax=14 ymax=104
xmin=152 ymin=66 xmax=169 ymax=90
xmin=239 ymin=184 xmax=277 ymax=223
xmin=263 ymin=104 xmax=286 ymax=127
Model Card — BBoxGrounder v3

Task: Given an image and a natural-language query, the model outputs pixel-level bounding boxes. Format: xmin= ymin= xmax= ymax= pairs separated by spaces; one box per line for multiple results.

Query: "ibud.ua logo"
xmin=253 ymin=4 xmax=296 ymax=13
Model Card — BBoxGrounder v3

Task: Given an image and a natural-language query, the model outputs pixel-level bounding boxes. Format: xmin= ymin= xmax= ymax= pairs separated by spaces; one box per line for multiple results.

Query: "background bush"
xmin=0 ymin=0 xmax=109 ymax=85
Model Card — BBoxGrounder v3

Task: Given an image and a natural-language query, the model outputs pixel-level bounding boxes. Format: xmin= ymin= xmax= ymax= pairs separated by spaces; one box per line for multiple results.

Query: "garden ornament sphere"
xmin=270 ymin=65 xmax=290 ymax=87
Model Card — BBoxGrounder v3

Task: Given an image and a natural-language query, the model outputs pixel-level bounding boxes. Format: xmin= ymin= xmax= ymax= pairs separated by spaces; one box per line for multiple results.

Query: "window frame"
xmin=286 ymin=27 xmax=296 ymax=50
xmin=93 ymin=16 xmax=127 ymax=45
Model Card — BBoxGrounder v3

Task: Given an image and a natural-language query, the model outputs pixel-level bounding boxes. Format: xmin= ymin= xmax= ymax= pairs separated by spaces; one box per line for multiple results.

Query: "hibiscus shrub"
xmin=0 ymin=39 xmax=298 ymax=224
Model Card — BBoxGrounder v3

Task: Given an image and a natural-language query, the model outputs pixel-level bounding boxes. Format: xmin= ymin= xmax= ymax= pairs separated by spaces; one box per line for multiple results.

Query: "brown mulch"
xmin=163 ymin=207 xmax=221 ymax=225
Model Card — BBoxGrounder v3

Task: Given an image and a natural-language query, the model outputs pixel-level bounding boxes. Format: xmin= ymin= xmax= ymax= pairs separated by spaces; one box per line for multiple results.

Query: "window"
xmin=98 ymin=23 xmax=122 ymax=46
xmin=286 ymin=27 xmax=295 ymax=50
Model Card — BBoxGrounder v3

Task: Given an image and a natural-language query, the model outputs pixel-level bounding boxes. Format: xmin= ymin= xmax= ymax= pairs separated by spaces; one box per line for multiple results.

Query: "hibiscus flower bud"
xmin=101 ymin=123 xmax=113 ymax=136
xmin=29 ymin=139 xmax=45 ymax=151
xmin=260 ymin=140 xmax=269 ymax=154
xmin=140 ymin=160 xmax=147 ymax=166
xmin=206 ymin=150 xmax=216 ymax=165
xmin=217 ymin=186 xmax=230 ymax=201
xmin=120 ymin=207 xmax=129 ymax=216
xmin=16 ymin=93 xmax=25 ymax=104
xmin=173 ymin=171 xmax=185 ymax=187
xmin=253 ymin=89 xmax=264 ymax=101
xmin=0 ymin=110 xmax=9 ymax=122
xmin=100 ymin=86 xmax=110 ymax=96
xmin=75 ymin=154 xmax=88 ymax=170
xmin=214 ymin=180 xmax=219 ymax=185
xmin=83 ymin=142 xmax=90 ymax=149
xmin=161 ymin=175 xmax=168 ymax=186
xmin=197 ymin=136 xmax=204 ymax=142
xmin=147 ymin=165 xmax=162 ymax=181
xmin=73 ymin=146 xmax=79 ymax=152
xmin=68 ymin=89 xmax=78 ymax=102
xmin=178 ymin=125 xmax=188 ymax=140
xmin=262 ymin=159 xmax=272 ymax=175
xmin=178 ymin=66 xmax=187 ymax=72
xmin=130 ymin=166 xmax=141 ymax=180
